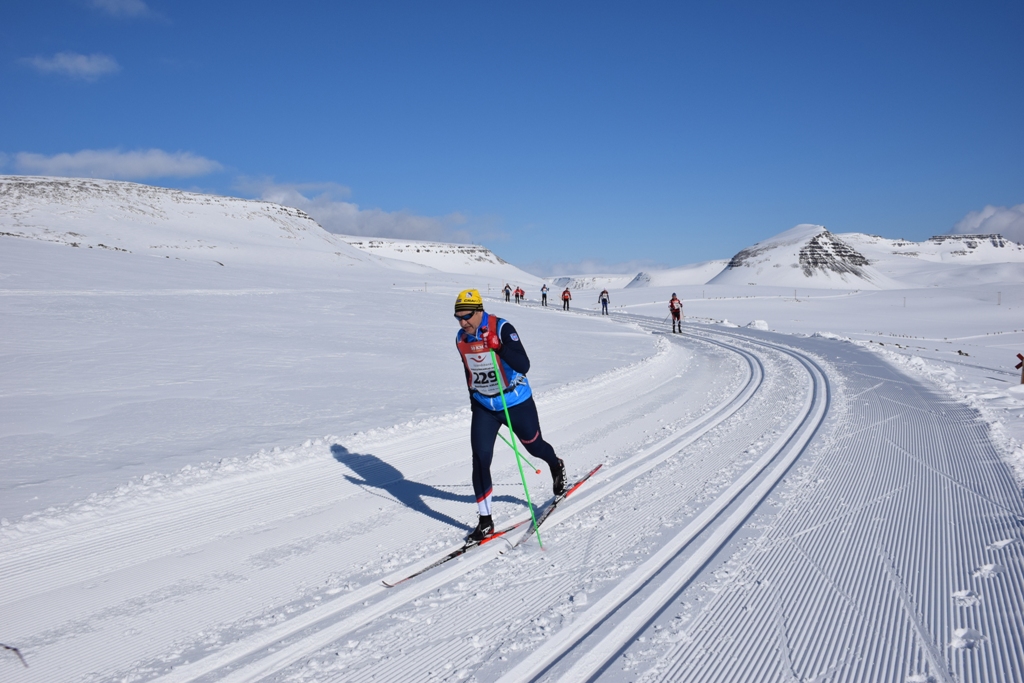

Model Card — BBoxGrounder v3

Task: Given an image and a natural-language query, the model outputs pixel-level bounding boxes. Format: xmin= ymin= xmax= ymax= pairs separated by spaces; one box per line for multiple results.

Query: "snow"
xmin=340 ymin=235 xmax=541 ymax=284
xmin=2 ymin=181 xmax=1024 ymax=683
xmin=625 ymin=260 xmax=730 ymax=288
xmin=551 ymin=274 xmax=636 ymax=291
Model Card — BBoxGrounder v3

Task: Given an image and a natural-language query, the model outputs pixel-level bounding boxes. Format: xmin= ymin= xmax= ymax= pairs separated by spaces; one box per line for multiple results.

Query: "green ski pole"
xmin=497 ymin=430 xmax=541 ymax=474
xmin=490 ymin=350 xmax=543 ymax=548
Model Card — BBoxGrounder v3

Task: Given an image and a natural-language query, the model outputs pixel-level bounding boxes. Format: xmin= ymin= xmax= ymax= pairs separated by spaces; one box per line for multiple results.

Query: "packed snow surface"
xmin=2 ymin=178 xmax=1024 ymax=683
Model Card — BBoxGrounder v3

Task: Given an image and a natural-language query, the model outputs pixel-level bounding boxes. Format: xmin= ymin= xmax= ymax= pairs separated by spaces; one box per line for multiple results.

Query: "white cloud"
xmin=24 ymin=52 xmax=121 ymax=81
xmin=90 ymin=0 xmax=150 ymax=16
xmin=15 ymin=149 xmax=223 ymax=180
xmin=241 ymin=178 xmax=496 ymax=243
xmin=521 ymin=257 xmax=668 ymax=277
xmin=952 ymin=203 xmax=1024 ymax=244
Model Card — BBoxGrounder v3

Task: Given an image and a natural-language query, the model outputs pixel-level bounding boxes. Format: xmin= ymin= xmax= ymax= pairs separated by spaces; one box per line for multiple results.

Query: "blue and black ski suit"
xmin=456 ymin=312 xmax=560 ymax=515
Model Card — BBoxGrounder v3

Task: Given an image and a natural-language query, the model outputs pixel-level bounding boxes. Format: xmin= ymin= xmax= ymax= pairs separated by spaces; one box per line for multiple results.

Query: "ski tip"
xmin=535 ymin=469 xmax=542 ymax=474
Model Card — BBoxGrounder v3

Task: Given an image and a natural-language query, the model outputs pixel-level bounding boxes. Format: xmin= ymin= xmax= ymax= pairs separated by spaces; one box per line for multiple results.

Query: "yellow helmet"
xmin=454 ymin=289 xmax=484 ymax=312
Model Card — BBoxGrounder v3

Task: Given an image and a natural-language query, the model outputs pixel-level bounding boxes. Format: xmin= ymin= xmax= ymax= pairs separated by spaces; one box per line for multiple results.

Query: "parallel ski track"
xmin=148 ymin=324 xmax=769 ymax=683
xmin=494 ymin=319 xmax=831 ymax=682
xmin=636 ymin=332 xmax=1024 ymax=683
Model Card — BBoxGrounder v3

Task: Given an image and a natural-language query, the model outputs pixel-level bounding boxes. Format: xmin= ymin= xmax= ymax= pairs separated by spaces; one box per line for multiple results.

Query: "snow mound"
xmin=745 ymin=320 xmax=769 ymax=331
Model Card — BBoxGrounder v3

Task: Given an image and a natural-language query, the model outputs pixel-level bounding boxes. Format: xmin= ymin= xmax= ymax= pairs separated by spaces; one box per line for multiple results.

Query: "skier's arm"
xmin=496 ymin=323 xmax=530 ymax=375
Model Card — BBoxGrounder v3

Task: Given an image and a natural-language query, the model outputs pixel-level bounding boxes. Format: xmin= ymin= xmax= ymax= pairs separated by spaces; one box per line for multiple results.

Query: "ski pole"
xmin=497 ymin=429 xmax=542 ymax=473
xmin=490 ymin=350 xmax=543 ymax=548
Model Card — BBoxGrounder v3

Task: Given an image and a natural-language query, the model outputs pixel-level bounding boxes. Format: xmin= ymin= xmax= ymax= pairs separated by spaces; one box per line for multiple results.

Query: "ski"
xmin=382 ymin=520 xmax=527 ymax=588
xmin=516 ymin=463 xmax=603 ymax=547
xmin=382 ymin=464 xmax=602 ymax=587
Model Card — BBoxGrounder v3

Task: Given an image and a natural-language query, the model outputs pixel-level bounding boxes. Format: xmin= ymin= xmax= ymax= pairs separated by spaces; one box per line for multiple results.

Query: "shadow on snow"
xmin=331 ymin=444 xmax=526 ymax=531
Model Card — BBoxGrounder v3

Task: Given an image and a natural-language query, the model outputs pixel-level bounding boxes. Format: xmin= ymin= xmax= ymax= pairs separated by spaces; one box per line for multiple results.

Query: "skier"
xmin=598 ymin=289 xmax=611 ymax=315
xmin=503 ymin=284 xmax=512 ymax=303
xmin=453 ymin=289 xmax=566 ymax=541
xmin=540 ymin=284 xmax=549 ymax=307
xmin=561 ymin=287 xmax=572 ymax=311
xmin=669 ymin=293 xmax=683 ymax=333
xmin=515 ymin=286 xmax=523 ymax=304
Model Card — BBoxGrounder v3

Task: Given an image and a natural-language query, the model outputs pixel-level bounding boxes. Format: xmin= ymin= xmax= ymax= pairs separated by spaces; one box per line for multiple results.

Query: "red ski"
xmin=515 ymin=463 xmax=603 ymax=547
xmin=382 ymin=520 xmax=527 ymax=588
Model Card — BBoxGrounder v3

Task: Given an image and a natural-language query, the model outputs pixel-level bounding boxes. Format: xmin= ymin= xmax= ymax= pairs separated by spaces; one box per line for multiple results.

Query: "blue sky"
xmin=2 ymin=1 xmax=1022 ymax=273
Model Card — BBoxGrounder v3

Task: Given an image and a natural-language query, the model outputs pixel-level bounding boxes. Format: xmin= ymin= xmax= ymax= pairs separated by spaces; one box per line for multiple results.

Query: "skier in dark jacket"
xmin=598 ymin=289 xmax=610 ymax=315
xmin=540 ymin=284 xmax=549 ymax=307
xmin=454 ymin=289 xmax=566 ymax=541
xmin=503 ymin=284 xmax=512 ymax=302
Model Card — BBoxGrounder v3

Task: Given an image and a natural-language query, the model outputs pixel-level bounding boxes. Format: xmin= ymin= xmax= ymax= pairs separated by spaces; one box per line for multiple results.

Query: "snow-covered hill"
xmin=561 ymin=226 xmax=1024 ymax=292
xmin=844 ymin=231 xmax=1024 ymax=287
xmin=625 ymin=260 xmax=729 ymax=288
xmin=708 ymin=224 xmax=897 ymax=289
xmin=0 ymin=175 xmax=392 ymax=270
xmin=341 ymin=235 xmax=540 ymax=284
xmin=550 ymin=274 xmax=636 ymax=290
xmin=710 ymin=223 xmax=1024 ymax=289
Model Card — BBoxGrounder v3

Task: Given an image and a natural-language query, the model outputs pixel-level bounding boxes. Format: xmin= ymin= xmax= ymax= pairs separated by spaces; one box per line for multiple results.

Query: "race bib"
xmin=464 ymin=350 xmax=502 ymax=395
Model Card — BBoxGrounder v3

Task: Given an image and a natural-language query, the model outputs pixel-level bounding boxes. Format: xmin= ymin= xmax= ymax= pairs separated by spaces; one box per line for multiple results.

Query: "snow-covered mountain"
xmin=561 ymin=225 xmax=1024 ymax=292
xmin=0 ymin=175 xmax=388 ymax=270
xmin=0 ymin=176 xmax=546 ymax=285
xmin=708 ymin=224 xmax=898 ymax=289
xmin=843 ymin=231 xmax=1024 ymax=287
xmin=341 ymin=235 xmax=540 ymax=284
xmin=709 ymin=224 xmax=1024 ymax=289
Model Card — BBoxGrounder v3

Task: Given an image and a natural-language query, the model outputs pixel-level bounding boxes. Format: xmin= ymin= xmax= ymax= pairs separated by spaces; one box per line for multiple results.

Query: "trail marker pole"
xmin=1016 ymin=353 xmax=1023 ymax=384
xmin=489 ymin=350 xmax=543 ymax=548
xmin=998 ymin=291 xmax=1001 ymax=305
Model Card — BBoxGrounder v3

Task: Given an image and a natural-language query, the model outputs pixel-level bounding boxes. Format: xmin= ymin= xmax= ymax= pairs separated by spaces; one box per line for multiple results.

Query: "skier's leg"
xmin=469 ymin=402 xmax=503 ymax=516
xmin=506 ymin=398 xmax=558 ymax=466
xmin=506 ymin=397 xmax=565 ymax=494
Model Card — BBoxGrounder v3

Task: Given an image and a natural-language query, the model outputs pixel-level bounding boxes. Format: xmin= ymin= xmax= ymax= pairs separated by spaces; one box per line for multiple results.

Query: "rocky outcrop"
xmin=797 ymin=231 xmax=870 ymax=277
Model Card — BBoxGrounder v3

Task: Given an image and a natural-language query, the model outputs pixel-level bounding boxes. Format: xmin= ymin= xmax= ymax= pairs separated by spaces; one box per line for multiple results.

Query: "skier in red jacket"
xmin=669 ymin=293 xmax=683 ymax=333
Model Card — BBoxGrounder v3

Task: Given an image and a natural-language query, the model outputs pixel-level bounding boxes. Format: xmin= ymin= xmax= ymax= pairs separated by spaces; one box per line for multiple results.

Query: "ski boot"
xmin=467 ymin=515 xmax=494 ymax=542
xmin=552 ymin=458 xmax=567 ymax=496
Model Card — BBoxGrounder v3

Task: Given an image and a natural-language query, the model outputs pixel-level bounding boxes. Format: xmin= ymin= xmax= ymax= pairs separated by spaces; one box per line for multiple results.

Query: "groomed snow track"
xmin=3 ymin=312 xmax=1023 ymax=683
xmin=138 ymin=321 xmax=776 ymax=683
xmin=144 ymin=318 xmax=838 ymax=683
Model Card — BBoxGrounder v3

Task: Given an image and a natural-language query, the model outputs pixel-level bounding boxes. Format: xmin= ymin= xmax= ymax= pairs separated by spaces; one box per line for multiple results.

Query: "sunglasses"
xmin=454 ymin=311 xmax=477 ymax=321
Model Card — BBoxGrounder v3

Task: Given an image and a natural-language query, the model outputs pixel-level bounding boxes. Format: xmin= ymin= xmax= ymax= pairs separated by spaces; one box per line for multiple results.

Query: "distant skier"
xmin=561 ymin=287 xmax=572 ymax=311
xmin=453 ymin=289 xmax=566 ymax=541
xmin=540 ymin=284 xmax=549 ymax=307
xmin=514 ymin=286 xmax=524 ymax=304
xmin=598 ymin=289 xmax=611 ymax=315
xmin=669 ymin=293 xmax=683 ymax=333
xmin=503 ymin=284 xmax=512 ymax=302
